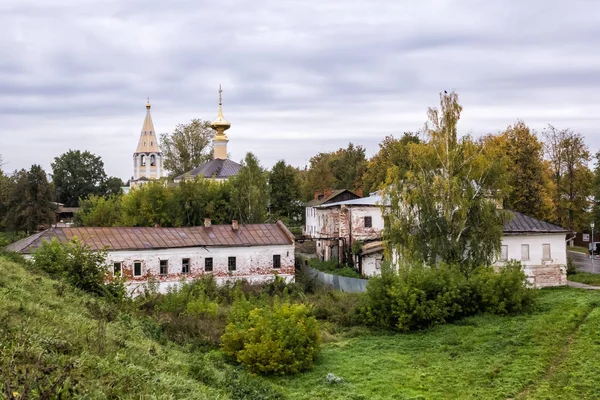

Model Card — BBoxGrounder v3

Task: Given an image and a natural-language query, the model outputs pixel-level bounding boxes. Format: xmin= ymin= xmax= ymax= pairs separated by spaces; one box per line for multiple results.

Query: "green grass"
xmin=568 ymin=271 xmax=600 ymax=286
xmin=269 ymin=288 xmax=600 ymax=400
xmin=308 ymin=259 xmax=363 ymax=278
xmin=0 ymin=257 xmax=225 ymax=399
xmin=567 ymin=245 xmax=589 ymax=254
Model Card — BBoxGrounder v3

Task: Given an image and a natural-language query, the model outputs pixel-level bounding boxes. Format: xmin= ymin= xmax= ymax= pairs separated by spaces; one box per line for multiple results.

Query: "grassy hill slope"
xmin=0 ymin=256 xmax=225 ymax=399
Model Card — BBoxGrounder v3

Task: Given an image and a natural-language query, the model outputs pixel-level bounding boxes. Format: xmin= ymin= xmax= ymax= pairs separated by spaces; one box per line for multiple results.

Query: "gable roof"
xmin=319 ymin=194 xmax=387 ymax=208
xmin=503 ymin=211 xmax=570 ymax=234
xmin=306 ymin=189 xmax=361 ymax=207
xmin=176 ymin=158 xmax=241 ymax=180
xmin=6 ymin=221 xmax=294 ymax=254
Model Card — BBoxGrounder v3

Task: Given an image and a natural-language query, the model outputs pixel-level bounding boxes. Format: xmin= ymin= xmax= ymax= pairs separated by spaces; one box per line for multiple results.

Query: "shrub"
xmin=221 ymin=296 xmax=321 ymax=375
xmin=33 ymin=238 xmax=113 ymax=297
xmin=361 ymin=262 xmax=535 ymax=332
xmin=566 ymin=254 xmax=577 ymax=275
xmin=308 ymin=259 xmax=362 ymax=278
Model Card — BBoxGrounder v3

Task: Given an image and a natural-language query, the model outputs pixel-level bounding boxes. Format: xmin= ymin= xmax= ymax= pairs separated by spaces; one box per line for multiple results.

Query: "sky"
xmin=1 ymin=0 xmax=600 ymax=181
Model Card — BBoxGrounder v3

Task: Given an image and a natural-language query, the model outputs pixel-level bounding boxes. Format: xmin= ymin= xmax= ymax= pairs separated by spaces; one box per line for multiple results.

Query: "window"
xmin=542 ymin=244 xmax=551 ymax=261
xmin=150 ymin=154 xmax=156 ymax=166
xmin=521 ymin=244 xmax=530 ymax=261
xmin=228 ymin=257 xmax=236 ymax=271
xmin=113 ymin=262 xmax=122 ymax=276
xmin=182 ymin=258 xmax=190 ymax=274
xmin=160 ymin=259 xmax=168 ymax=275
xmin=364 ymin=216 xmax=372 ymax=228
xmin=141 ymin=155 xmax=146 ymax=166
xmin=205 ymin=257 xmax=213 ymax=272
xmin=134 ymin=261 xmax=142 ymax=277
xmin=273 ymin=255 xmax=281 ymax=269
xmin=500 ymin=245 xmax=508 ymax=262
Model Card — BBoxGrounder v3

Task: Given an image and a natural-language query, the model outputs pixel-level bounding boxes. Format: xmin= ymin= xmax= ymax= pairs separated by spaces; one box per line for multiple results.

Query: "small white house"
xmin=7 ymin=220 xmax=295 ymax=294
xmin=495 ymin=211 xmax=569 ymax=287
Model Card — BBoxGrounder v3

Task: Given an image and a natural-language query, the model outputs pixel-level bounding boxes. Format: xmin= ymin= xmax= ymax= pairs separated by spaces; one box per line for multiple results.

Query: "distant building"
xmin=175 ymin=86 xmax=241 ymax=182
xmin=7 ymin=220 xmax=295 ymax=295
xmin=305 ymin=193 xmax=569 ymax=287
xmin=131 ymin=99 xmax=164 ymax=187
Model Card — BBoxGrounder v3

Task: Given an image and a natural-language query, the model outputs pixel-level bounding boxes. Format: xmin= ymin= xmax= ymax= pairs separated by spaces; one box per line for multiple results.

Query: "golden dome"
xmin=211 ymin=85 xmax=230 ymax=131
xmin=146 ymin=97 xmax=151 ymax=110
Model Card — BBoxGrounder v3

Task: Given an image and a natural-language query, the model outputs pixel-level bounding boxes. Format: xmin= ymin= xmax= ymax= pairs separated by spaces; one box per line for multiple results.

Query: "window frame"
xmin=542 ymin=243 xmax=551 ymax=261
xmin=521 ymin=244 xmax=530 ymax=261
xmin=499 ymin=245 xmax=508 ymax=262
xmin=273 ymin=254 xmax=281 ymax=269
xmin=364 ymin=216 xmax=373 ymax=228
xmin=205 ymin=257 xmax=213 ymax=272
xmin=133 ymin=261 xmax=142 ymax=277
xmin=228 ymin=256 xmax=236 ymax=271
xmin=113 ymin=262 xmax=122 ymax=276
xmin=159 ymin=259 xmax=168 ymax=276
xmin=182 ymin=258 xmax=190 ymax=274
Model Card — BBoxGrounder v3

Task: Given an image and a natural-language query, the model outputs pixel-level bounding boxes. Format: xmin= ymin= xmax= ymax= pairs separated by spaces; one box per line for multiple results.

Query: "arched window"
xmin=150 ymin=155 xmax=156 ymax=166
xmin=141 ymin=155 xmax=146 ymax=166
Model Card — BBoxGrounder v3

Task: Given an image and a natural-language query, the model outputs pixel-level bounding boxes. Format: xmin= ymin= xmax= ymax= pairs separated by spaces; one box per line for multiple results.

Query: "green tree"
xmin=231 ymin=153 xmax=269 ymax=224
xmin=4 ymin=165 xmax=55 ymax=233
xmin=0 ymin=169 xmax=13 ymax=230
xmin=543 ymin=125 xmax=591 ymax=230
xmin=74 ymin=194 xmax=123 ymax=227
xmin=160 ymin=119 xmax=214 ymax=177
xmin=363 ymin=133 xmax=420 ymax=194
xmin=384 ymin=91 xmax=509 ymax=274
xmin=51 ymin=150 xmax=108 ymax=207
xmin=329 ymin=143 xmax=368 ymax=193
xmin=103 ymin=176 xmax=124 ymax=196
xmin=121 ymin=181 xmax=178 ymax=227
xmin=269 ymin=160 xmax=303 ymax=224
xmin=485 ymin=121 xmax=554 ymax=221
xmin=592 ymin=152 xmax=600 ymax=227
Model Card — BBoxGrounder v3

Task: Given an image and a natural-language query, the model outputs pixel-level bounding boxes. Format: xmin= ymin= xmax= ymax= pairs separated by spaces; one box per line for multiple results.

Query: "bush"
xmin=308 ymin=259 xmax=362 ymax=278
xmin=32 ymin=238 xmax=117 ymax=297
xmin=361 ymin=262 xmax=535 ymax=332
xmin=221 ymin=296 xmax=321 ymax=375
xmin=566 ymin=254 xmax=577 ymax=275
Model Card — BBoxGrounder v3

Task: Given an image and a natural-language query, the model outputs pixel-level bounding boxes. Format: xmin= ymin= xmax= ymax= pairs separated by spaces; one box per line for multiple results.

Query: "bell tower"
xmin=132 ymin=98 xmax=163 ymax=186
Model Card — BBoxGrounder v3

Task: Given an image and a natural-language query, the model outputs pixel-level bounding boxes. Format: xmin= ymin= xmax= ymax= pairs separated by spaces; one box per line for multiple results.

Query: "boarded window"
xmin=500 ymin=245 xmax=508 ymax=261
xmin=273 ymin=255 xmax=281 ymax=269
xmin=113 ymin=262 xmax=122 ymax=276
xmin=182 ymin=258 xmax=190 ymax=274
xmin=228 ymin=257 xmax=236 ymax=271
xmin=160 ymin=260 xmax=168 ymax=275
xmin=364 ymin=216 xmax=372 ymax=228
xmin=134 ymin=262 xmax=142 ymax=277
xmin=205 ymin=257 xmax=213 ymax=272
xmin=542 ymin=244 xmax=551 ymax=260
xmin=521 ymin=244 xmax=530 ymax=261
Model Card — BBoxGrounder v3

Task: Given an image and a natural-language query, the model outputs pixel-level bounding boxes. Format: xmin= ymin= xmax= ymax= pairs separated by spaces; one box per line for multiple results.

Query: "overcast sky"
xmin=1 ymin=0 xmax=599 ymax=180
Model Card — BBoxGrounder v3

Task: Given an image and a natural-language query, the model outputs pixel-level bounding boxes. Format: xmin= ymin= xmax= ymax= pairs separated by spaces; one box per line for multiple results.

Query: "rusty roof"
xmin=6 ymin=221 xmax=294 ymax=254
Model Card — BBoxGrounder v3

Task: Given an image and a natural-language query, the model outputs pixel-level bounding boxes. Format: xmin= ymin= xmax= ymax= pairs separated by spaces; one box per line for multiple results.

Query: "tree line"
xmin=1 ymin=95 xmax=597 ymax=234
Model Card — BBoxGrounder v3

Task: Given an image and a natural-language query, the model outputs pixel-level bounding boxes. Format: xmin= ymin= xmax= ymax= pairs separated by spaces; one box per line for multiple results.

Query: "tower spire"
xmin=211 ymin=84 xmax=231 ymax=160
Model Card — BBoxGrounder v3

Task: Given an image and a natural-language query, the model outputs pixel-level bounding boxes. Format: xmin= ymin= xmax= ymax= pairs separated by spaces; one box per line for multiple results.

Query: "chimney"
xmin=232 ymin=220 xmax=239 ymax=231
xmin=204 ymin=218 xmax=212 ymax=228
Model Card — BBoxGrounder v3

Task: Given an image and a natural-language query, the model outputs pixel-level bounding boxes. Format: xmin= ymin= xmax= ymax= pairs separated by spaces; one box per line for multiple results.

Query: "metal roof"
xmin=6 ymin=221 xmax=294 ymax=254
xmin=503 ymin=211 xmax=570 ymax=234
xmin=176 ymin=158 xmax=242 ymax=180
xmin=306 ymin=189 xmax=360 ymax=207
xmin=319 ymin=194 xmax=387 ymax=208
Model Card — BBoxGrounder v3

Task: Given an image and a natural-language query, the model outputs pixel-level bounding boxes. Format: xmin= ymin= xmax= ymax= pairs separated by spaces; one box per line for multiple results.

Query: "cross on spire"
xmin=218 ymin=84 xmax=223 ymax=106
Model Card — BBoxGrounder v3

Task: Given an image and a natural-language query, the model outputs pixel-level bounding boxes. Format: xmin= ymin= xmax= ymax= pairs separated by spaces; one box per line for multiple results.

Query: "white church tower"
xmin=131 ymin=98 xmax=163 ymax=187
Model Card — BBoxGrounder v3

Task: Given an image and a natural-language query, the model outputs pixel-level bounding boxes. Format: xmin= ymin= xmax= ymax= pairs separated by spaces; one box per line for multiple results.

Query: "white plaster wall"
xmin=497 ymin=233 xmax=567 ymax=266
xmin=362 ymin=251 xmax=383 ymax=277
xmin=305 ymin=207 xmax=317 ymax=236
xmin=105 ymin=244 xmax=295 ymax=295
xmin=347 ymin=206 xmax=385 ymax=241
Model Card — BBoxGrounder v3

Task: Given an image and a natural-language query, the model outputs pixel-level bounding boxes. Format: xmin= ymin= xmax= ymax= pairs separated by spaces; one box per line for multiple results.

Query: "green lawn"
xmin=567 ymin=245 xmax=589 ymax=254
xmin=270 ymin=288 xmax=600 ymax=400
xmin=568 ymin=271 xmax=600 ymax=286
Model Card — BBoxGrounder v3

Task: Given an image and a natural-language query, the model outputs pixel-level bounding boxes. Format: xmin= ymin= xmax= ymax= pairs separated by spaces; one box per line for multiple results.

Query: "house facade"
xmin=7 ymin=220 xmax=295 ymax=295
xmin=305 ymin=196 xmax=569 ymax=287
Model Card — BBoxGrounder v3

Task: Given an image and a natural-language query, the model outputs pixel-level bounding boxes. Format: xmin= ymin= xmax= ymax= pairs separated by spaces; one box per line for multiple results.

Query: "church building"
xmin=131 ymin=99 xmax=164 ymax=187
xmin=174 ymin=86 xmax=242 ymax=182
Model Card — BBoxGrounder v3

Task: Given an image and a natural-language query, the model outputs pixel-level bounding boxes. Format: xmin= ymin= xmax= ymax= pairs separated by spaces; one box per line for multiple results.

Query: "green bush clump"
xmin=221 ymin=296 xmax=321 ymax=375
xmin=361 ymin=262 xmax=536 ymax=332
xmin=308 ymin=259 xmax=362 ymax=278
xmin=32 ymin=237 xmax=121 ymax=298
